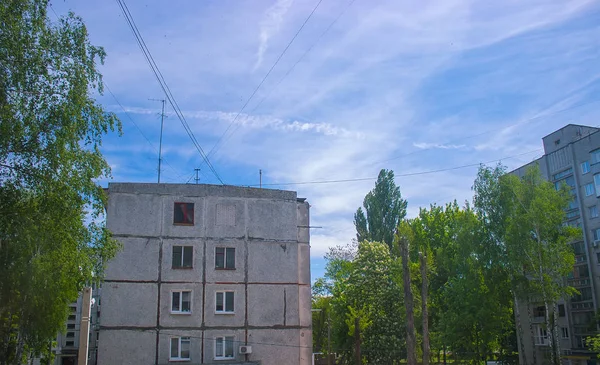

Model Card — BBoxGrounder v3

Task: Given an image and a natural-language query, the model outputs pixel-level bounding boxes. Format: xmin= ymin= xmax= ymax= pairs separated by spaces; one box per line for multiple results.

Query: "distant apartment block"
xmin=37 ymin=285 xmax=100 ymax=365
xmin=97 ymin=183 xmax=312 ymax=365
xmin=511 ymin=124 xmax=600 ymax=365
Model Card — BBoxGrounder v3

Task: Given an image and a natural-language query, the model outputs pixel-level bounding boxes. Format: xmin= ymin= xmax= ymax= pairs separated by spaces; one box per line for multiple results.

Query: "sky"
xmin=50 ymin=0 xmax=600 ymax=280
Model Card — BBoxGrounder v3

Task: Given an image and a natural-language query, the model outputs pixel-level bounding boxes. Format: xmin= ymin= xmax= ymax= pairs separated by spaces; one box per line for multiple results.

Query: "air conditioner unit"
xmin=239 ymin=346 xmax=252 ymax=354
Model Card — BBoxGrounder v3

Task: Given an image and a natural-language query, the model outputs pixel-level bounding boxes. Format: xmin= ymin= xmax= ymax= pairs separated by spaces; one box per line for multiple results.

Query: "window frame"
xmin=561 ymin=327 xmax=569 ymax=339
xmin=215 ymin=291 xmax=235 ymax=314
xmin=171 ymin=290 xmax=192 ymax=315
xmin=173 ymin=202 xmax=195 ymax=225
xmin=170 ymin=336 xmax=191 ymax=361
xmin=582 ymin=161 xmax=591 ymax=174
xmin=172 ymin=246 xmax=194 ymax=269
xmin=593 ymin=228 xmax=600 ymax=241
xmin=590 ymin=206 xmax=599 ymax=219
xmin=592 ymin=150 xmax=600 ymax=164
xmin=533 ymin=324 xmax=549 ymax=346
xmin=214 ymin=336 xmax=235 ymax=360
xmin=215 ymin=247 xmax=236 ymax=270
xmin=585 ymin=183 xmax=595 ymax=197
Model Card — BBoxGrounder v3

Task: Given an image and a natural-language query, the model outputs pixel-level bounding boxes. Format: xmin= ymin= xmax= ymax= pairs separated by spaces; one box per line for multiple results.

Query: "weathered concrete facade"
xmin=98 ymin=183 xmax=311 ymax=365
xmin=511 ymin=124 xmax=600 ymax=365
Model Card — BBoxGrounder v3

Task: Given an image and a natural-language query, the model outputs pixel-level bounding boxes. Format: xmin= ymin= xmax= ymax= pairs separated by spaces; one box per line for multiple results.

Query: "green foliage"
xmin=0 ymin=0 xmax=121 ymax=361
xmin=587 ymin=334 xmax=600 ymax=358
xmin=324 ymin=241 xmax=405 ymax=364
xmin=354 ymin=169 xmax=407 ymax=250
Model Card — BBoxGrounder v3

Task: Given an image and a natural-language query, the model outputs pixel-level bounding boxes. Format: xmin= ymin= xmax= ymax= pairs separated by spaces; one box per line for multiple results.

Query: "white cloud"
xmin=254 ymin=0 xmax=294 ymax=71
xmin=413 ymin=142 xmax=467 ymax=150
xmin=53 ymin=0 xmax=600 ymax=264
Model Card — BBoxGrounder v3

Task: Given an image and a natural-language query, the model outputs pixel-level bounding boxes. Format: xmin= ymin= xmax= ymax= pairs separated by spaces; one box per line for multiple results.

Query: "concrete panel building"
xmin=511 ymin=124 xmax=600 ymax=365
xmin=97 ymin=183 xmax=311 ymax=365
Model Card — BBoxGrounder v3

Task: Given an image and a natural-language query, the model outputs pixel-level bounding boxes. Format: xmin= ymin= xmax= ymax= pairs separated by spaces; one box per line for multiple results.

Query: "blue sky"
xmin=51 ymin=0 xmax=600 ymax=280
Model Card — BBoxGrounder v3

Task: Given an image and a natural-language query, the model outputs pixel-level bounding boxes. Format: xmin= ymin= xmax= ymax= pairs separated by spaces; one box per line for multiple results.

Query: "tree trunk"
xmin=526 ymin=297 xmax=537 ymax=365
xmin=513 ymin=291 xmax=529 ymax=365
xmin=400 ymin=236 xmax=417 ymax=365
xmin=552 ymin=303 xmax=561 ymax=365
xmin=420 ymin=252 xmax=430 ymax=365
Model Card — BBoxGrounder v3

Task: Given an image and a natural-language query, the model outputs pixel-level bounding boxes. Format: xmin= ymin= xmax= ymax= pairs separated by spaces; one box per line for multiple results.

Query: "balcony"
xmin=569 ymin=278 xmax=591 ymax=287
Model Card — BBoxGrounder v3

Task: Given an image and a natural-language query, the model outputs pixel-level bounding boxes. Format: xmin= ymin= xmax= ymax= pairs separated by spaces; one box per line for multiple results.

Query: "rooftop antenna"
xmin=149 ymin=98 xmax=166 ymax=183
xmin=259 ymin=169 xmax=262 ymax=188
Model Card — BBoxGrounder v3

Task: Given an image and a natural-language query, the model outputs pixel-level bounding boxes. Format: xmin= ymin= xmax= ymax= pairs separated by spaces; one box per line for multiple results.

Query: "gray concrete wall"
xmin=100 ymin=183 xmax=311 ymax=365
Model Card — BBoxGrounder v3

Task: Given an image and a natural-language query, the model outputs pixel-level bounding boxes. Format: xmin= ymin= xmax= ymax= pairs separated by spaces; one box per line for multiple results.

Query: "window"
xmin=174 ymin=202 xmax=194 ymax=225
xmin=533 ymin=324 xmax=549 ymax=346
xmin=215 ymin=247 xmax=235 ymax=269
xmin=593 ymin=228 xmax=600 ymax=241
xmin=561 ymin=327 xmax=569 ymax=339
xmin=553 ymin=168 xmax=573 ymax=180
xmin=568 ymin=198 xmax=579 ymax=210
xmin=68 ymin=315 xmax=76 ymax=321
xmin=585 ymin=183 xmax=595 ymax=196
xmin=558 ymin=304 xmax=565 ymax=317
xmin=66 ymin=332 xmax=75 ymax=338
xmin=172 ymin=246 xmax=193 ymax=269
xmin=591 ymin=206 xmax=599 ymax=218
xmin=597 ymin=252 xmax=600 ymax=263
xmin=582 ymin=161 xmax=591 ymax=174
xmin=215 ymin=291 xmax=234 ymax=313
xmin=533 ymin=306 xmax=545 ymax=318
xmin=215 ymin=336 xmax=235 ymax=360
xmin=595 ymin=174 xmax=600 ymax=196
xmin=170 ymin=337 xmax=191 ymax=361
xmin=67 ymin=323 xmax=75 ymax=330
xmin=66 ymin=341 xmax=74 ymax=347
xmin=592 ymin=149 xmax=600 ymax=164
xmin=171 ymin=291 xmax=192 ymax=314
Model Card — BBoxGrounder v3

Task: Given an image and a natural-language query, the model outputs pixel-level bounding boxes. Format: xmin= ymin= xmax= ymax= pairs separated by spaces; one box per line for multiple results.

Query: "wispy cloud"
xmin=53 ymin=0 xmax=600 ymax=266
xmin=254 ymin=0 xmax=294 ymax=71
xmin=413 ymin=142 xmax=468 ymax=150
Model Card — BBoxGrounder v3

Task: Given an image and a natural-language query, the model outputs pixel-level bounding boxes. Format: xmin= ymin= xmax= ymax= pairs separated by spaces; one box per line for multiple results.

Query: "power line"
xmin=245 ymin=149 xmax=542 ymax=187
xmin=104 ymin=83 xmax=185 ymax=181
xmin=115 ymin=0 xmax=224 ymax=185
xmin=48 ymin=3 xmax=186 ymax=183
xmin=212 ymin=0 xmax=358 ymax=158
xmin=204 ymin=0 xmax=326 ymax=162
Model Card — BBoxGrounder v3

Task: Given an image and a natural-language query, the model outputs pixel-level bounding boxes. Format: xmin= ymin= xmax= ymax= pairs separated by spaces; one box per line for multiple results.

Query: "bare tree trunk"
xmin=400 ymin=236 xmax=417 ymax=365
xmin=420 ymin=252 xmax=430 ymax=365
xmin=513 ymin=292 xmax=529 ymax=365
xmin=552 ymin=303 xmax=561 ymax=365
xmin=526 ymin=297 xmax=537 ymax=365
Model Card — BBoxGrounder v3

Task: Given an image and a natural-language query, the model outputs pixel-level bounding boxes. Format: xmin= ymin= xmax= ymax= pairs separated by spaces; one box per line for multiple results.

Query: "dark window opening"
xmin=174 ymin=202 xmax=194 ymax=225
xmin=216 ymin=291 xmax=234 ymax=313
xmin=558 ymin=304 xmax=566 ymax=317
xmin=215 ymin=247 xmax=235 ymax=269
xmin=172 ymin=246 xmax=193 ymax=269
xmin=533 ymin=306 xmax=545 ymax=318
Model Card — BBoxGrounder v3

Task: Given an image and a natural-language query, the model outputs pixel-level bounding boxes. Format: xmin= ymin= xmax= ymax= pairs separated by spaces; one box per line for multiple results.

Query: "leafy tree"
xmin=474 ymin=164 xmax=579 ymax=365
xmin=0 ymin=0 xmax=121 ymax=362
xmin=397 ymin=222 xmax=417 ymax=365
xmin=324 ymin=240 xmax=405 ymax=365
xmin=354 ymin=169 xmax=407 ymax=250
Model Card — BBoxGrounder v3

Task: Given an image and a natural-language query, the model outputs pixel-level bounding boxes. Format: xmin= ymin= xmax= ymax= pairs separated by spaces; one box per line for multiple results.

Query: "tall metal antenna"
xmin=149 ymin=98 xmax=166 ymax=183
xmin=259 ymin=169 xmax=262 ymax=188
